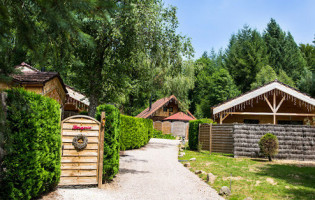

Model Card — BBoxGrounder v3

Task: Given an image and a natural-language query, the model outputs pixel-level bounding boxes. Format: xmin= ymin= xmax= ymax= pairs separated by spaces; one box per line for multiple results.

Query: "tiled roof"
xmin=136 ymin=95 xmax=195 ymax=119
xmin=12 ymin=62 xmax=67 ymax=93
xmin=164 ymin=112 xmax=195 ymax=121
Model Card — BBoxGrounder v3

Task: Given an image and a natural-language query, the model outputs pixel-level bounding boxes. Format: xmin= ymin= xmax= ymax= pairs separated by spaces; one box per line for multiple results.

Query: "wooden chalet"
xmin=0 ymin=63 xmax=90 ymax=118
xmin=0 ymin=62 xmax=67 ymax=106
xmin=64 ymin=85 xmax=90 ymax=118
xmin=212 ymin=80 xmax=315 ymax=125
xmin=136 ymin=95 xmax=195 ymax=121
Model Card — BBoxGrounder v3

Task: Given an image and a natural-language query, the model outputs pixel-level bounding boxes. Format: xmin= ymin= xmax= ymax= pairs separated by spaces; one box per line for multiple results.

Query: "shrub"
xmin=0 ymin=88 xmax=61 ymax=200
xmin=259 ymin=133 xmax=279 ymax=161
xmin=120 ymin=115 xmax=153 ymax=150
xmin=188 ymin=119 xmax=214 ymax=150
xmin=95 ymin=104 xmax=120 ymax=182
xmin=152 ymin=129 xmax=176 ymax=140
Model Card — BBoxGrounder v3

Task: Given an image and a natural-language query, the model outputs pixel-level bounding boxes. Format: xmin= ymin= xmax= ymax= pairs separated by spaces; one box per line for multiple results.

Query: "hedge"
xmin=153 ymin=129 xmax=176 ymax=140
xmin=188 ymin=118 xmax=214 ymax=150
xmin=95 ymin=104 xmax=120 ymax=182
xmin=0 ymin=88 xmax=61 ymax=200
xmin=120 ymin=115 xmax=153 ymax=150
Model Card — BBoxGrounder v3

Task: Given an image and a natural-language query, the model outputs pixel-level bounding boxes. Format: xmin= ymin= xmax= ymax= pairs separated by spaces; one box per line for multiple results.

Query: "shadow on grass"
xmin=255 ymin=164 xmax=315 ymax=200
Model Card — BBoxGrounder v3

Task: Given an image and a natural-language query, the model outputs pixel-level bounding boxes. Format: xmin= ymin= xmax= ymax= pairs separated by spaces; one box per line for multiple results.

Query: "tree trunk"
xmin=268 ymin=155 xmax=272 ymax=162
xmin=88 ymin=94 xmax=99 ymax=117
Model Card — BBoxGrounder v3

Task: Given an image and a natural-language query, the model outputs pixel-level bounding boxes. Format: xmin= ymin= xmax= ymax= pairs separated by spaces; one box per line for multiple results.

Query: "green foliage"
xmin=259 ymin=133 xmax=279 ymax=161
xmin=194 ymin=68 xmax=240 ymax=118
xmin=0 ymin=88 xmax=61 ymax=200
xmin=120 ymin=115 xmax=153 ymax=150
xmin=188 ymin=119 xmax=214 ymax=150
xmin=263 ymin=19 xmax=306 ymax=81
xmin=95 ymin=104 xmax=120 ymax=182
xmin=152 ymin=129 xmax=176 ymax=140
xmin=299 ymin=43 xmax=315 ymax=72
xmin=224 ymin=25 xmax=268 ymax=92
xmin=250 ymin=65 xmax=295 ymax=89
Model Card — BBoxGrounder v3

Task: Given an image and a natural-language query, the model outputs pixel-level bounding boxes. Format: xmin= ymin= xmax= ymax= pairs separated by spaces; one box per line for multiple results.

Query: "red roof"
xmin=136 ymin=95 xmax=195 ymax=119
xmin=164 ymin=112 xmax=194 ymax=121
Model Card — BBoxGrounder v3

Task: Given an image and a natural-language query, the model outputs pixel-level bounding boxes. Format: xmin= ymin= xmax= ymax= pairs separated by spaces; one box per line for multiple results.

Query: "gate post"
xmin=98 ymin=112 xmax=105 ymax=188
xmin=209 ymin=124 xmax=212 ymax=155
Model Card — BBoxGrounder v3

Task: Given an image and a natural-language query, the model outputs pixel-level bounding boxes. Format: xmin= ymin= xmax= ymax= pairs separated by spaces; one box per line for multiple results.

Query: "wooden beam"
xmin=228 ymin=112 xmax=315 ymax=116
xmin=275 ymin=96 xmax=286 ymax=112
xmin=264 ymin=95 xmax=275 ymax=112
xmin=221 ymin=113 xmax=230 ymax=122
xmin=220 ymin=114 xmax=223 ymax=124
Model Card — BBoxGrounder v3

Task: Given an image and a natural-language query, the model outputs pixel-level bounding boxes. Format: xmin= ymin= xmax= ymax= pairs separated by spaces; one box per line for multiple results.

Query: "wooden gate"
xmin=60 ymin=115 xmax=104 ymax=187
xmin=199 ymin=124 xmax=234 ymax=154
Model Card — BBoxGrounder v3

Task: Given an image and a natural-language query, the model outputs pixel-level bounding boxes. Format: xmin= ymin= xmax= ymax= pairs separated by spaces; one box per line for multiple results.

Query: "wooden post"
xmin=209 ymin=124 xmax=212 ymax=155
xmin=98 ymin=112 xmax=105 ymax=188
xmin=198 ymin=123 xmax=201 ymax=146
xmin=273 ymin=90 xmax=276 ymax=125
xmin=220 ymin=113 xmax=223 ymax=124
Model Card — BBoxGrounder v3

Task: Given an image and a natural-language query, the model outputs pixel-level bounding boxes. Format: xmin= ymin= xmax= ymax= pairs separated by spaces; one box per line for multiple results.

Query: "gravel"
xmin=42 ymin=138 xmax=223 ymax=200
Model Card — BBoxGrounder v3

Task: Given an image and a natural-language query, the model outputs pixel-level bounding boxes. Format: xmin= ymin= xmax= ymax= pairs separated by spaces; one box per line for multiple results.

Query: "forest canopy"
xmin=1 ymin=1 xmax=314 ymax=119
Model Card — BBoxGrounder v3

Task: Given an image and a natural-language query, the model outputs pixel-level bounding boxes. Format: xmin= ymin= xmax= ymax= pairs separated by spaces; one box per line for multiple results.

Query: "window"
xmin=169 ymin=107 xmax=173 ymax=112
xmin=244 ymin=119 xmax=259 ymax=124
xmin=163 ymin=106 xmax=167 ymax=112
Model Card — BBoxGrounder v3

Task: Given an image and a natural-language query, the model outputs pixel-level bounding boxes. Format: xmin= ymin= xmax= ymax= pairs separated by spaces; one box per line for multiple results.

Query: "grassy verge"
xmin=152 ymin=129 xmax=176 ymax=140
xmin=181 ymin=150 xmax=315 ymax=200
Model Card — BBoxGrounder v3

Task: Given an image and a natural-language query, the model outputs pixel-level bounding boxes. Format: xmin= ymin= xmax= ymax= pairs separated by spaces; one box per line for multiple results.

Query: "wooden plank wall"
xmin=60 ymin=117 xmax=100 ymax=186
xmin=199 ymin=124 xmax=234 ymax=154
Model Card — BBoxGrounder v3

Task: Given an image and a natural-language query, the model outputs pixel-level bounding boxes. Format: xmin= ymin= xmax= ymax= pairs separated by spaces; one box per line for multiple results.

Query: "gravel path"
xmin=43 ymin=139 xmax=223 ymax=200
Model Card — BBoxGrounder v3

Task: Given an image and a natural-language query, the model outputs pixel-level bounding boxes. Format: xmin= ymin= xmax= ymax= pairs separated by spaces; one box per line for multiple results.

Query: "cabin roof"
xmin=212 ymin=80 xmax=315 ymax=115
xmin=136 ymin=95 xmax=196 ymax=119
xmin=164 ymin=112 xmax=195 ymax=121
xmin=13 ymin=62 xmax=67 ymax=94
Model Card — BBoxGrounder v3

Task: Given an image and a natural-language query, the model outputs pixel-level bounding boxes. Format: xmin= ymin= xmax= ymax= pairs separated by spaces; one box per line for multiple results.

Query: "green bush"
xmin=120 ymin=115 xmax=153 ymax=150
xmin=0 ymin=88 xmax=61 ymax=200
xmin=95 ymin=104 xmax=120 ymax=182
xmin=152 ymin=129 xmax=176 ymax=140
xmin=188 ymin=119 xmax=214 ymax=150
xmin=259 ymin=133 xmax=279 ymax=161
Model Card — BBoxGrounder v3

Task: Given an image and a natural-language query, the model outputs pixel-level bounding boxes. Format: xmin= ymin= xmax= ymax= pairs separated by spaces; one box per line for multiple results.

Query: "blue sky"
xmin=163 ymin=0 xmax=315 ymax=59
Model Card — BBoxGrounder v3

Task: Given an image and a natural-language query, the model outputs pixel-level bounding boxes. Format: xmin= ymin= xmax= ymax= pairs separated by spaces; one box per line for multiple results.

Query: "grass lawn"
xmin=181 ymin=150 xmax=315 ymax=200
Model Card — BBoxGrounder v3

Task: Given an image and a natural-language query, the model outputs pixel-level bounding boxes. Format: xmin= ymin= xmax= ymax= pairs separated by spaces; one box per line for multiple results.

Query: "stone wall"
xmin=233 ymin=124 xmax=315 ymax=161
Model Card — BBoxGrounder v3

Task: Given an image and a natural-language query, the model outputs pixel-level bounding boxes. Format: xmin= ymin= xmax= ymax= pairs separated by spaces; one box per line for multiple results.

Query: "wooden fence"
xmin=199 ymin=124 xmax=234 ymax=154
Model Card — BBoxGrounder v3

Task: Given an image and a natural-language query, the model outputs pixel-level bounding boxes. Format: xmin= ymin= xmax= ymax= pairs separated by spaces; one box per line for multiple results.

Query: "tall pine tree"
xmin=224 ymin=25 xmax=268 ymax=92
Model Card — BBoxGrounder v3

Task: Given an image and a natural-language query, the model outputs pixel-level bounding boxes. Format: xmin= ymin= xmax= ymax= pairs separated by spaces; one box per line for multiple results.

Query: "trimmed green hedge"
xmin=120 ymin=115 xmax=153 ymax=150
xmin=95 ymin=104 xmax=120 ymax=182
xmin=188 ymin=119 xmax=214 ymax=150
xmin=0 ymin=88 xmax=61 ymax=200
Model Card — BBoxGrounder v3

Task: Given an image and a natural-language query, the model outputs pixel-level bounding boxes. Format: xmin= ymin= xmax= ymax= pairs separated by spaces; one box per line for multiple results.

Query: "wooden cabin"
xmin=136 ymin=95 xmax=195 ymax=121
xmin=0 ymin=63 xmax=90 ymax=119
xmin=212 ymin=80 xmax=315 ymax=125
xmin=0 ymin=62 xmax=67 ymax=106
xmin=64 ymin=85 xmax=90 ymax=118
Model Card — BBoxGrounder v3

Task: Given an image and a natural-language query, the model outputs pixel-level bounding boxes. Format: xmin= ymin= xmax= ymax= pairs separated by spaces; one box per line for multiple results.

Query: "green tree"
xmin=263 ymin=19 xmax=307 ymax=81
xmin=250 ymin=65 xmax=295 ymax=89
xmin=259 ymin=133 xmax=279 ymax=162
xmin=0 ymin=0 xmax=106 ymax=80
xmin=299 ymin=43 xmax=315 ymax=72
xmin=195 ymin=68 xmax=240 ymax=118
xmin=224 ymin=25 xmax=268 ymax=92
xmin=63 ymin=1 xmax=193 ymax=116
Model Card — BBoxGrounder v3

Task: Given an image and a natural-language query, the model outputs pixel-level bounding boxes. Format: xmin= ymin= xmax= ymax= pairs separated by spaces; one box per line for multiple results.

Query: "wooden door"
xmin=60 ymin=115 xmax=103 ymax=186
